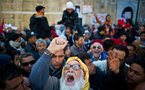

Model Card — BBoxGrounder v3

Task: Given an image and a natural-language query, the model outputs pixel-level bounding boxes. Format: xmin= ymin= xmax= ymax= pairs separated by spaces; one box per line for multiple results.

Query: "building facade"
xmin=0 ymin=0 xmax=145 ymax=29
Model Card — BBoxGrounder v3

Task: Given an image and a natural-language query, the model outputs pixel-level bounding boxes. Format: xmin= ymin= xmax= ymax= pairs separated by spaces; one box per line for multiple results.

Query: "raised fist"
xmin=47 ymin=37 xmax=68 ymax=54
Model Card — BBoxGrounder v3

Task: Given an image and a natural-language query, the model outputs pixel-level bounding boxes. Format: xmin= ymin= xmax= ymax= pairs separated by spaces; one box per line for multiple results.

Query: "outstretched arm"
xmin=29 ymin=37 xmax=68 ymax=90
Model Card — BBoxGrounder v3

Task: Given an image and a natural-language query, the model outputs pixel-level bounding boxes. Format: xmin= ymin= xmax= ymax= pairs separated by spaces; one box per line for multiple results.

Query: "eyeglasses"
xmin=64 ymin=64 xmax=81 ymax=71
xmin=92 ymin=46 xmax=102 ymax=49
xmin=21 ymin=60 xmax=36 ymax=66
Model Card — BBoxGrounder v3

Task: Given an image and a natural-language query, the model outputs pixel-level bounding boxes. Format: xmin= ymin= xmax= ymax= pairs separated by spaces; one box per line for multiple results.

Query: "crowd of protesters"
xmin=0 ymin=1 xmax=145 ymax=90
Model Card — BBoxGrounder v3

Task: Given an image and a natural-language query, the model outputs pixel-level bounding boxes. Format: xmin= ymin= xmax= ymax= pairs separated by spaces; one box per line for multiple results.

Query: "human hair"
xmin=140 ymin=31 xmax=145 ymax=35
xmin=0 ymin=64 xmax=22 ymax=89
xmin=98 ymin=25 xmax=105 ymax=32
xmin=103 ymin=39 xmax=114 ymax=51
xmin=120 ymin=31 xmax=127 ymax=37
xmin=127 ymin=44 xmax=136 ymax=51
xmin=130 ymin=57 xmax=145 ymax=73
xmin=19 ymin=52 xmax=34 ymax=64
xmin=36 ymin=38 xmax=47 ymax=46
xmin=65 ymin=26 xmax=73 ymax=35
xmin=35 ymin=5 xmax=45 ymax=12
xmin=77 ymin=52 xmax=91 ymax=63
xmin=114 ymin=45 xmax=129 ymax=59
xmin=105 ymin=14 xmax=111 ymax=21
xmin=74 ymin=34 xmax=83 ymax=41
xmin=7 ymin=32 xmax=21 ymax=41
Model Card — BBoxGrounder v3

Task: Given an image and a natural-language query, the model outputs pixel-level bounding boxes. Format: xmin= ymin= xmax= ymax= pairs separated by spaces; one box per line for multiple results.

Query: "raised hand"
xmin=108 ymin=50 xmax=120 ymax=74
xmin=47 ymin=37 xmax=68 ymax=54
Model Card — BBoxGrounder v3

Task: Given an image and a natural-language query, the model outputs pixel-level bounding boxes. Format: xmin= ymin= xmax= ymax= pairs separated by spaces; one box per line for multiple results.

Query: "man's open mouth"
xmin=65 ymin=74 xmax=75 ymax=86
xmin=95 ymin=51 xmax=100 ymax=53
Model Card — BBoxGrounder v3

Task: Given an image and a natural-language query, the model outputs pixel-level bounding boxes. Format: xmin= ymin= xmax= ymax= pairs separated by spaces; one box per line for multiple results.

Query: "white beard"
xmin=60 ymin=73 xmax=85 ymax=90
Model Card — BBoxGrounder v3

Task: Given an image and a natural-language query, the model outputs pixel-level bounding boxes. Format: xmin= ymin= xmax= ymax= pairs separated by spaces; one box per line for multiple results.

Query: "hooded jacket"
xmin=29 ymin=13 xmax=51 ymax=38
xmin=58 ymin=10 xmax=79 ymax=30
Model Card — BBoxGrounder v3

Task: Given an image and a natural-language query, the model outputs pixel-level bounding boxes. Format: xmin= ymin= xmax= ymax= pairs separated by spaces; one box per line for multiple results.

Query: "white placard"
xmin=82 ymin=5 xmax=92 ymax=14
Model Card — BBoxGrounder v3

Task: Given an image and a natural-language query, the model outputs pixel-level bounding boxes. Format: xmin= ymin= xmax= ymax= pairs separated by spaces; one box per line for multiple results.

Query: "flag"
xmin=0 ymin=18 xmax=4 ymax=33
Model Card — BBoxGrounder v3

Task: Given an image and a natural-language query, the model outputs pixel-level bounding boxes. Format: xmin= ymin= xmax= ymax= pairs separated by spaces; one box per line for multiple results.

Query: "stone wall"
xmin=0 ymin=0 xmax=117 ymax=29
xmin=0 ymin=0 xmax=144 ymax=29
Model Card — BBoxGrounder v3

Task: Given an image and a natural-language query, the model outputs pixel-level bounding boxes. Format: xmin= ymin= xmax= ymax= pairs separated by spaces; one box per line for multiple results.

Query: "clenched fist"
xmin=47 ymin=37 xmax=68 ymax=54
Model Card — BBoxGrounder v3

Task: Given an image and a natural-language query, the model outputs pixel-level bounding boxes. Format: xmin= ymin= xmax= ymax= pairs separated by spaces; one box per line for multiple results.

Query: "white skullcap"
xmin=66 ymin=1 xmax=74 ymax=9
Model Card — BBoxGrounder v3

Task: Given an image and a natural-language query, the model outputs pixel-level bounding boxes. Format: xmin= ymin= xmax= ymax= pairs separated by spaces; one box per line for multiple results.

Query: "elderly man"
xmin=36 ymin=38 xmax=47 ymax=56
xmin=60 ymin=57 xmax=89 ymax=90
xmin=29 ymin=37 xmax=89 ymax=90
xmin=93 ymin=45 xmax=129 ymax=90
xmin=89 ymin=42 xmax=107 ymax=61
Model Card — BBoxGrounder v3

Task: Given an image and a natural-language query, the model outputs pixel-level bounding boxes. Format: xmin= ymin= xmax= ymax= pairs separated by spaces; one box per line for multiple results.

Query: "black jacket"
xmin=58 ymin=10 xmax=79 ymax=30
xmin=104 ymin=62 xmax=128 ymax=90
xmin=29 ymin=14 xmax=51 ymax=38
xmin=89 ymin=67 xmax=105 ymax=90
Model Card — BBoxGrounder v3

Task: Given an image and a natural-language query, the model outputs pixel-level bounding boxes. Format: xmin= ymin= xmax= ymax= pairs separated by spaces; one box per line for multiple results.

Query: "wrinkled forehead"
xmin=91 ymin=42 xmax=102 ymax=47
xmin=67 ymin=60 xmax=80 ymax=65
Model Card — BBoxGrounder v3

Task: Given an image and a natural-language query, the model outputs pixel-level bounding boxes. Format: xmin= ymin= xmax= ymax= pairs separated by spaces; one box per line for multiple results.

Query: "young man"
xmin=95 ymin=25 xmax=106 ymax=39
xmin=24 ymin=31 xmax=38 ymax=60
xmin=29 ymin=37 xmax=67 ymax=89
xmin=113 ymin=32 xmax=127 ymax=46
xmin=65 ymin=26 xmax=74 ymax=47
xmin=139 ymin=31 xmax=145 ymax=47
xmin=70 ymin=34 xmax=87 ymax=56
xmin=58 ymin=1 xmax=81 ymax=33
xmin=29 ymin=5 xmax=51 ymax=39
xmin=127 ymin=57 xmax=145 ymax=90
xmin=84 ymin=30 xmax=91 ymax=50
xmin=125 ymin=44 xmax=137 ymax=65
xmin=5 ymin=32 xmax=21 ymax=60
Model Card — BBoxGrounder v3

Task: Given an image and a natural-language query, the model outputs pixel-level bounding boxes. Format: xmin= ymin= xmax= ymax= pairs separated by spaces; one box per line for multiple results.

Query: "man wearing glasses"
xmin=89 ymin=42 xmax=107 ymax=62
xmin=29 ymin=37 xmax=89 ymax=90
xmin=19 ymin=52 xmax=36 ymax=78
